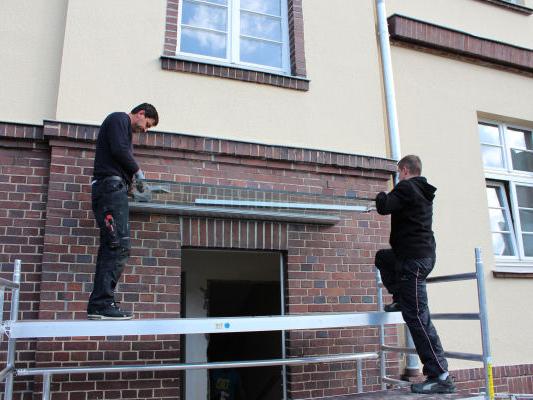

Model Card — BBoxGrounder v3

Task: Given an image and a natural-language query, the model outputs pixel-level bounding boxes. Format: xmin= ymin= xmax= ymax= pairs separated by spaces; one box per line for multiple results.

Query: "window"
xmin=479 ymin=122 xmax=533 ymax=265
xmin=177 ymin=0 xmax=290 ymax=74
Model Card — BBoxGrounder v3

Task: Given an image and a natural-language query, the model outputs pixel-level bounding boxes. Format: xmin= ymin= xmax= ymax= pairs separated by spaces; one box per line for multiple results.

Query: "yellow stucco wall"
xmin=0 ymin=0 xmax=68 ymax=124
xmin=53 ymin=0 xmax=388 ymax=156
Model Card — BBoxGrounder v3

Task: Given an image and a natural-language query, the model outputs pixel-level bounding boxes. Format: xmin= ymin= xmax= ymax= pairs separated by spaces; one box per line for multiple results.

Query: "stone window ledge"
xmin=161 ymin=56 xmax=310 ymax=91
xmin=493 ymin=264 xmax=533 ymax=278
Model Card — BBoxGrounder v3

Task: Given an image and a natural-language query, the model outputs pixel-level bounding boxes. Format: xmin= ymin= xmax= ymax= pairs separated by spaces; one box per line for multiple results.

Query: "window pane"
xmin=507 ymin=128 xmax=533 ymax=150
xmin=523 ymin=234 xmax=533 ymax=256
xmin=489 ymin=209 xmax=509 ymax=231
xmin=486 ymin=187 xmax=502 ymax=208
xmin=241 ymin=0 xmax=281 ymax=15
xmin=478 ymin=123 xmax=500 ymax=145
xmin=516 ymin=186 xmax=533 ymax=207
xmin=240 ymin=38 xmax=282 ymax=68
xmin=481 ymin=145 xmax=504 ymax=168
xmin=241 ymin=12 xmax=281 ymax=41
xmin=519 ymin=209 xmax=533 ymax=232
xmin=510 ymin=149 xmax=533 ymax=172
xmin=492 ymin=233 xmax=515 ymax=256
xmin=180 ymin=27 xmax=226 ymax=58
xmin=205 ymin=0 xmax=227 ymax=4
xmin=182 ymin=0 xmax=227 ymax=31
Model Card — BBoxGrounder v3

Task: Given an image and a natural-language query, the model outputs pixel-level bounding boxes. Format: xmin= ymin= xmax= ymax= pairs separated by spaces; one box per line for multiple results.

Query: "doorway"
xmin=182 ymin=249 xmax=285 ymax=400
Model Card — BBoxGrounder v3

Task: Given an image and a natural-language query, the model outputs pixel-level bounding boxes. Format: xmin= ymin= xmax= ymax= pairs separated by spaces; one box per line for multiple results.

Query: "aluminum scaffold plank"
xmin=3 ymin=311 xmax=406 ymax=339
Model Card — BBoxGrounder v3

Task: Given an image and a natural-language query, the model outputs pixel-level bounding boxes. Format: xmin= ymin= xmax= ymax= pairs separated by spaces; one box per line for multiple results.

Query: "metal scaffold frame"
xmin=376 ymin=248 xmax=494 ymax=399
xmin=0 ymin=249 xmax=493 ymax=400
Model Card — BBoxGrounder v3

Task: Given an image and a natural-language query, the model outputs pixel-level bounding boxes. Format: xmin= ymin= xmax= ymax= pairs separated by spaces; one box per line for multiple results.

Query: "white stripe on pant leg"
xmin=415 ymin=266 xmax=445 ymax=373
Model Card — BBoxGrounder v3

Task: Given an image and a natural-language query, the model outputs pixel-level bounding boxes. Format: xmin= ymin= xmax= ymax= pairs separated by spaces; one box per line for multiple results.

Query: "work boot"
xmin=383 ymin=302 xmax=401 ymax=312
xmin=87 ymin=302 xmax=133 ymax=320
xmin=411 ymin=376 xmax=456 ymax=394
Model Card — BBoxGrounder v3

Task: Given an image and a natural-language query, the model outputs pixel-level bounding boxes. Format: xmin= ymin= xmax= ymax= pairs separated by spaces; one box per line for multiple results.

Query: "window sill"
xmin=475 ymin=0 xmax=533 ymax=15
xmin=161 ymin=56 xmax=310 ymax=91
xmin=493 ymin=264 xmax=533 ymax=278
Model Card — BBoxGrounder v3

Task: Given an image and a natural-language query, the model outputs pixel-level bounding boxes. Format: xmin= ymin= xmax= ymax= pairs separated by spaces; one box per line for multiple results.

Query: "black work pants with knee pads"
xmin=375 ymin=249 xmax=448 ymax=377
xmin=88 ymin=177 xmax=131 ymax=311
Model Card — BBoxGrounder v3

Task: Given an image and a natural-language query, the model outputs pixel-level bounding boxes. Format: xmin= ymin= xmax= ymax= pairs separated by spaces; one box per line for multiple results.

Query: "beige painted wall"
xmin=392 ymin=46 xmax=533 ymax=368
xmin=0 ymin=0 xmax=68 ymax=124
xmin=54 ymin=0 xmax=388 ymax=156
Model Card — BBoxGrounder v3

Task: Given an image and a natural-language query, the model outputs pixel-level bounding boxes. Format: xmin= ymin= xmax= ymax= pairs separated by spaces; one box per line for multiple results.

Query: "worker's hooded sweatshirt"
xmin=376 ymin=176 xmax=436 ymax=259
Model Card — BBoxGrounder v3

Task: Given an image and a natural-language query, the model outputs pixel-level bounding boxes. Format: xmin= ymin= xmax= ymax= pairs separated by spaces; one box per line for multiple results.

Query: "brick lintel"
xmin=388 ymin=14 xmax=533 ymax=75
xmin=41 ymin=120 xmax=397 ymax=176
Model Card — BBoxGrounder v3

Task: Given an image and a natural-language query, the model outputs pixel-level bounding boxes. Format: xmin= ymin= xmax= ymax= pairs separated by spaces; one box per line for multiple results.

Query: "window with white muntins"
xmin=479 ymin=121 xmax=533 ymax=268
xmin=177 ymin=0 xmax=290 ymax=74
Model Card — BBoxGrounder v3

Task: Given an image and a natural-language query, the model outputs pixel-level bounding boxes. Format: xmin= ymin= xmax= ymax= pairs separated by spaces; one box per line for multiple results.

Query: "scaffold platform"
xmin=325 ymin=389 xmax=484 ymax=399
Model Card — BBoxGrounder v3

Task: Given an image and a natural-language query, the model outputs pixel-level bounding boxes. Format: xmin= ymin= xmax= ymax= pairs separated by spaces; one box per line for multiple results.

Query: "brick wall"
xmin=0 ymin=125 xmax=49 ymax=399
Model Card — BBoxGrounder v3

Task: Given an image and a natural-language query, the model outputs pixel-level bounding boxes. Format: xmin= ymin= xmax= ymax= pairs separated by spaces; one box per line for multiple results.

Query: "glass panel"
xmin=240 ymin=38 xmax=282 ymax=68
xmin=486 ymin=186 xmax=502 ymax=208
xmin=523 ymin=234 xmax=533 ymax=257
xmin=205 ymin=0 xmax=227 ymax=4
xmin=519 ymin=209 xmax=533 ymax=232
xmin=180 ymin=27 xmax=227 ymax=58
xmin=507 ymin=128 xmax=533 ymax=150
xmin=241 ymin=0 xmax=281 ymax=15
xmin=492 ymin=233 xmax=515 ymax=256
xmin=489 ymin=209 xmax=509 ymax=231
xmin=516 ymin=185 xmax=533 ymax=207
xmin=182 ymin=0 xmax=227 ymax=31
xmin=510 ymin=149 xmax=533 ymax=172
xmin=241 ymin=12 xmax=281 ymax=41
xmin=478 ymin=123 xmax=500 ymax=145
xmin=481 ymin=145 xmax=504 ymax=168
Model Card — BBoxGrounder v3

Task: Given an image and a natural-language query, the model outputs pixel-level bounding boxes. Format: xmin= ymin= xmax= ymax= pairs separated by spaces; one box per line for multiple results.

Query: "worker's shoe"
xmin=87 ymin=302 xmax=133 ymax=320
xmin=411 ymin=376 xmax=456 ymax=394
xmin=383 ymin=302 xmax=401 ymax=312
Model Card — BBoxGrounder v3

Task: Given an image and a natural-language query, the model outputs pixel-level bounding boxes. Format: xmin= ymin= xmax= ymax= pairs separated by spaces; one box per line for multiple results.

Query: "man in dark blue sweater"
xmin=87 ymin=103 xmax=158 ymax=320
xmin=375 ymin=155 xmax=455 ymax=394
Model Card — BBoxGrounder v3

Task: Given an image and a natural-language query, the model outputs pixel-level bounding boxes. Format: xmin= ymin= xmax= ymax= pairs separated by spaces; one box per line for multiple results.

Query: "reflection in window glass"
xmin=241 ymin=12 xmax=282 ymax=41
xmin=517 ymin=185 xmax=533 ymax=207
xmin=523 ymin=234 xmax=533 ymax=256
xmin=486 ymin=187 xmax=501 ymax=208
xmin=511 ymin=149 xmax=533 ymax=172
xmin=492 ymin=233 xmax=515 ymax=256
xmin=507 ymin=128 xmax=532 ymax=150
xmin=519 ymin=209 xmax=533 ymax=232
xmin=481 ymin=145 xmax=504 ymax=169
xmin=241 ymin=0 xmax=281 ymax=15
xmin=182 ymin=1 xmax=228 ymax=31
xmin=486 ymin=184 xmax=516 ymax=257
xmin=181 ymin=28 xmax=227 ymax=58
xmin=241 ymin=38 xmax=282 ymax=68
xmin=478 ymin=123 xmax=500 ymax=145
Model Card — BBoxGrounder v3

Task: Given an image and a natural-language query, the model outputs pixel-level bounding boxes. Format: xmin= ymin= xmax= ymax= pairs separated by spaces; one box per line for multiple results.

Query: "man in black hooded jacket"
xmin=375 ymin=155 xmax=456 ymax=394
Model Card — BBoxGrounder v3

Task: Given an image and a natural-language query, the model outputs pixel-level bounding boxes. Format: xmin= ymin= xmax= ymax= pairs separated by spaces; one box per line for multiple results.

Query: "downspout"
xmin=375 ymin=0 xmax=420 ymax=378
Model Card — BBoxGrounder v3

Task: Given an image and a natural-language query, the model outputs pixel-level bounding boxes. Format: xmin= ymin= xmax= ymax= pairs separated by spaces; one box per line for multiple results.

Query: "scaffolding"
xmin=0 ymin=250 xmax=494 ymax=400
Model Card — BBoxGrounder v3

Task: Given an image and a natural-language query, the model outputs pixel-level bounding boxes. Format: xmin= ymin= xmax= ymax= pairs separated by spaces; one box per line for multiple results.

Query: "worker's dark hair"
xmin=398 ymin=155 xmax=422 ymax=176
xmin=131 ymin=103 xmax=159 ymax=126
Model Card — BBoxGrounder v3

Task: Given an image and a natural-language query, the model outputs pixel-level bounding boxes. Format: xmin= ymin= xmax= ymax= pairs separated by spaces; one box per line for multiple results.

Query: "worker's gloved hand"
xmin=134 ymin=169 xmax=146 ymax=193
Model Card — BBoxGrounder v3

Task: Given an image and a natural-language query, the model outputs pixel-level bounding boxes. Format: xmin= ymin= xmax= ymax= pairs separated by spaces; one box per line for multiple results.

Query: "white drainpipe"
xmin=375 ymin=0 xmax=420 ymax=377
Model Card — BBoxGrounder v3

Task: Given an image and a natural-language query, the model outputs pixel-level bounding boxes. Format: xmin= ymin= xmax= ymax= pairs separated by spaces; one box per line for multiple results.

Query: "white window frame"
xmin=480 ymin=119 xmax=533 ymax=269
xmin=176 ymin=0 xmax=291 ymax=75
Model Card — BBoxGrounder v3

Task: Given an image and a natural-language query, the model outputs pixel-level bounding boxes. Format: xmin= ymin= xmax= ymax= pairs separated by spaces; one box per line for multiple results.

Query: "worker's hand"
xmin=134 ymin=169 xmax=146 ymax=193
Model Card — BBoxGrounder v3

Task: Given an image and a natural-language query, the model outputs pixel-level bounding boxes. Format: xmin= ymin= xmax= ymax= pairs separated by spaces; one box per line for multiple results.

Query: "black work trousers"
xmin=88 ymin=177 xmax=131 ymax=312
xmin=375 ymin=249 xmax=448 ymax=378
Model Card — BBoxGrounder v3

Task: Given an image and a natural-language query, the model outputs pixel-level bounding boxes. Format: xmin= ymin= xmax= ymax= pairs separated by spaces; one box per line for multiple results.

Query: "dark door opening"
xmin=207 ymin=280 xmax=283 ymax=400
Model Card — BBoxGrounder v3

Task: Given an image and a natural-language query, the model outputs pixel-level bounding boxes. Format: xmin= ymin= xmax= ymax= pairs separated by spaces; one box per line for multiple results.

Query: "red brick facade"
xmin=1 ymin=120 xmax=532 ymax=399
